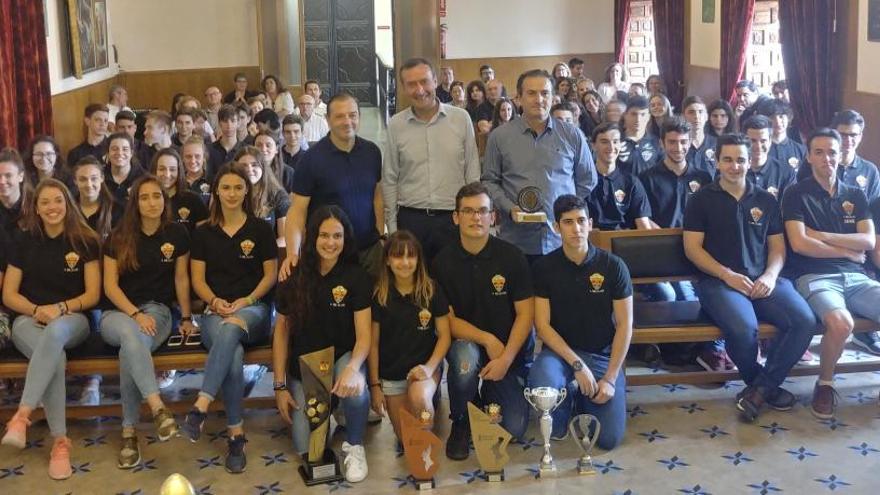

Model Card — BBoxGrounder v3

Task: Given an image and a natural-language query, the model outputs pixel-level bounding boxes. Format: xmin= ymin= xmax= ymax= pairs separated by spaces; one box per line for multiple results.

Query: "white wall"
xmin=858 ymin=0 xmax=880 ymax=94
xmin=689 ymin=0 xmax=720 ymax=68
xmin=375 ymin=0 xmax=393 ymax=66
xmin=443 ymin=0 xmax=614 ymax=59
xmin=46 ymin=0 xmax=119 ymax=95
xmin=108 ymin=0 xmax=259 ymax=72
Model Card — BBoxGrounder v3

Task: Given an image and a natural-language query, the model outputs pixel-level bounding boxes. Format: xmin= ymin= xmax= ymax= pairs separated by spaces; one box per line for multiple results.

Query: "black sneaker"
xmin=765 ymin=387 xmax=797 ymax=411
xmin=181 ymin=409 xmax=207 ymax=442
xmin=225 ymin=434 xmax=248 ymax=474
xmin=852 ymin=332 xmax=880 ymax=356
xmin=735 ymin=386 xmax=766 ymax=423
xmin=445 ymin=418 xmax=470 ymax=460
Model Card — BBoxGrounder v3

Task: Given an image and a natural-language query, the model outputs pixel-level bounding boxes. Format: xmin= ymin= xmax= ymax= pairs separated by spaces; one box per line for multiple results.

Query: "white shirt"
xmin=301 ymin=114 xmax=329 ymax=143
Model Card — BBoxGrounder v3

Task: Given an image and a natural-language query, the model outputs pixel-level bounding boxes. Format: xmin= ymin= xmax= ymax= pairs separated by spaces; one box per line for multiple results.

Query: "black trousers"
xmin=397 ymin=206 xmax=457 ymax=266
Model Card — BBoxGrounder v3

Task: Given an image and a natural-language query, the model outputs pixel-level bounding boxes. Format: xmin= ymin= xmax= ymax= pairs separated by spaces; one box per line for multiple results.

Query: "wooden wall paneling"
xmin=393 ymin=0 xmax=440 ymax=110
xmin=50 ymin=78 xmax=118 ymax=159
xmin=116 ymin=66 xmax=262 ymax=112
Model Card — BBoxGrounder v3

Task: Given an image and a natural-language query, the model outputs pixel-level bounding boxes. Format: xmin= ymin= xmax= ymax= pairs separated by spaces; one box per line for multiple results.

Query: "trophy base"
xmin=485 ymin=470 xmax=505 ymax=482
xmin=299 ymin=450 xmax=344 ymax=486
xmin=538 ymin=463 xmax=557 ymax=478
xmin=414 ymin=478 xmax=436 ymax=490
xmin=514 ymin=211 xmax=547 ymax=223
xmin=577 ymin=459 xmax=597 ymax=475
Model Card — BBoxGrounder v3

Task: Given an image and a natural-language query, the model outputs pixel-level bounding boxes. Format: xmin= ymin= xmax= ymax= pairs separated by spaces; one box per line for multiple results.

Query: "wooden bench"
xmin=589 ymin=228 xmax=880 ymax=386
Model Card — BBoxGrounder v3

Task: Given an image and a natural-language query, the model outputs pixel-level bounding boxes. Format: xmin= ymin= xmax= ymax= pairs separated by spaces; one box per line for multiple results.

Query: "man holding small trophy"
xmin=528 ymin=195 xmax=633 ymax=459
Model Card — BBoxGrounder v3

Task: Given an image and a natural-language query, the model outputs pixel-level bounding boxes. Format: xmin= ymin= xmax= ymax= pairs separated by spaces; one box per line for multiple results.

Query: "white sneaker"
xmin=341 ymin=441 xmax=368 ymax=483
xmin=157 ymin=370 xmax=177 ymax=389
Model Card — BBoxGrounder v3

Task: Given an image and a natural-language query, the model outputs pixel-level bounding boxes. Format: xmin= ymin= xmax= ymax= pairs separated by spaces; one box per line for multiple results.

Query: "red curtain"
xmin=614 ymin=0 xmax=632 ymax=64
xmin=0 ymin=0 xmax=54 ymax=150
xmin=651 ymin=0 xmax=685 ymax=109
xmin=720 ymin=0 xmax=756 ymax=104
xmin=779 ymin=0 xmax=839 ymax=134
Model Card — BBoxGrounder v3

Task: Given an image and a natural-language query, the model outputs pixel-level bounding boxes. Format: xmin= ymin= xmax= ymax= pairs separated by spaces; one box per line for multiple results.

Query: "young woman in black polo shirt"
xmin=233 ymin=146 xmax=289 ymax=245
xmin=182 ymin=135 xmax=212 ymax=205
xmin=368 ymin=231 xmax=450 ymax=442
xmin=254 ymin=131 xmax=295 ymax=193
xmin=272 ymin=205 xmax=372 ymax=483
xmin=182 ymin=164 xmax=277 ymax=473
xmin=100 ymin=175 xmax=197 ymax=468
xmin=73 ymin=156 xmax=122 ymax=239
xmin=1 ymin=179 xmax=101 ymax=480
xmin=150 ymin=148 xmax=208 ymax=233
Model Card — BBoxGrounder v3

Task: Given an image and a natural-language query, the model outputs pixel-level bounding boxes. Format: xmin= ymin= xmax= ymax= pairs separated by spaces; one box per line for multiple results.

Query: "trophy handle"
xmin=523 ymin=388 xmax=534 ymax=409
xmin=555 ymin=387 xmax=567 ymax=408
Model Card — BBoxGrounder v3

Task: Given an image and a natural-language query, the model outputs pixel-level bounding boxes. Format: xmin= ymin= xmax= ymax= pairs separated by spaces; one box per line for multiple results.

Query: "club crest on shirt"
xmin=766 ymin=186 xmax=779 ymax=198
xmin=688 ymin=180 xmax=701 ymax=193
xmin=491 ymin=274 xmax=507 ymax=295
xmin=417 ymin=308 xmax=432 ymax=330
xmin=64 ymin=251 xmax=80 ymax=272
xmin=842 ymin=200 xmax=856 ymax=223
xmin=614 ymin=189 xmax=626 ymax=204
xmin=750 ymin=207 xmax=764 ymax=225
xmin=705 ymin=148 xmax=715 ymax=162
xmin=856 ymin=175 xmax=868 ymax=189
xmin=788 ymin=157 xmax=800 ymax=169
xmin=160 ymin=242 xmax=175 ymax=261
xmin=239 ymin=239 xmax=255 ymax=258
xmin=178 ymin=207 xmax=191 ymax=220
xmin=589 ymin=272 xmax=605 ymax=293
xmin=331 ymin=285 xmax=348 ymax=306
xmin=641 ymin=149 xmax=654 ymax=162
xmin=199 ymin=183 xmax=211 ymax=194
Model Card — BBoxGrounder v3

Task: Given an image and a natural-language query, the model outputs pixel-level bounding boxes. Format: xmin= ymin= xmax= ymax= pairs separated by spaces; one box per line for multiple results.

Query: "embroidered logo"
xmin=688 ymin=180 xmax=701 ymax=193
xmin=857 ymin=175 xmax=868 ymax=189
xmin=64 ymin=251 xmax=80 ymax=272
xmin=842 ymin=200 xmax=856 ymax=223
xmin=788 ymin=157 xmax=800 ymax=169
xmin=240 ymin=239 xmax=255 ymax=258
xmin=491 ymin=274 xmax=507 ymax=295
xmin=178 ymin=207 xmax=191 ymax=220
xmin=160 ymin=242 xmax=175 ymax=261
xmin=418 ymin=308 xmax=432 ymax=330
xmin=318 ymin=360 xmax=331 ymax=375
xmin=705 ymin=148 xmax=715 ymax=161
xmin=589 ymin=272 xmax=605 ymax=293
xmin=419 ymin=410 xmax=433 ymax=425
xmin=750 ymin=207 xmax=764 ymax=224
xmin=766 ymin=186 xmax=779 ymax=198
xmin=486 ymin=403 xmax=503 ymax=424
xmin=614 ymin=189 xmax=626 ymax=204
xmin=200 ymin=183 xmax=210 ymax=194
xmin=640 ymin=149 xmax=655 ymax=162
xmin=331 ymin=285 xmax=348 ymax=306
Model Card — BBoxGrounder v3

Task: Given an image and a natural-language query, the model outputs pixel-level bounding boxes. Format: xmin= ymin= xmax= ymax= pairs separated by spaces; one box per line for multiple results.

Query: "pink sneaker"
xmin=1 ymin=412 xmax=31 ymax=449
xmin=49 ymin=437 xmax=73 ymax=480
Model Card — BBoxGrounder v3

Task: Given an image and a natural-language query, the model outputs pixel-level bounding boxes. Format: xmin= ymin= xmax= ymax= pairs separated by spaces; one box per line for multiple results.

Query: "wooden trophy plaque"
xmin=467 ymin=402 xmax=512 ymax=482
xmin=298 ymin=347 xmax=343 ymax=486
xmin=399 ymin=408 xmax=442 ymax=490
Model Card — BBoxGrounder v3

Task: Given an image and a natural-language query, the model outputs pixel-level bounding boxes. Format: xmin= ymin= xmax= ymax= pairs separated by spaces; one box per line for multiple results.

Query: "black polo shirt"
xmin=223 ymin=89 xmax=260 ymax=105
xmin=797 ymin=155 xmax=880 ymax=202
xmin=436 ymin=87 xmax=452 ymax=104
xmin=171 ymin=190 xmax=209 ymax=233
xmin=686 ymin=134 xmax=717 ymax=178
xmin=9 ymin=231 xmax=100 ymax=305
xmin=746 ymin=157 xmax=796 ymax=201
xmin=67 ymin=139 xmax=107 ymax=167
xmin=281 ymin=147 xmax=303 ymax=173
xmin=0 ymin=198 xmax=22 ymax=237
xmin=187 ymin=177 xmax=212 ymax=205
xmin=207 ymin=140 xmax=243 ymax=180
xmin=586 ymin=167 xmax=652 ymax=230
xmin=684 ymin=181 xmax=783 ymax=280
xmin=106 ymin=223 xmax=190 ymax=306
xmin=190 ymin=216 xmax=277 ymax=301
xmin=273 ymin=163 xmax=296 ymax=193
xmin=769 ymin=138 xmax=806 ymax=173
xmin=533 ymin=246 xmax=632 ymax=353
xmin=276 ymin=261 xmax=372 ymax=378
xmin=781 ymin=177 xmax=871 ymax=276
xmin=639 ymin=163 xmax=713 ymax=228
xmin=105 ymin=165 xmax=145 ymax=205
xmin=291 ymin=136 xmax=382 ymax=250
xmin=83 ymin=201 xmax=124 ymax=236
xmin=372 ymin=287 xmax=449 ymax=381
xmin=0 ymin=229 xmax=9 ymax=270
xmin=618 ymin=134 xmax=663 ymax=177
xmin=432 ymin=236 xmax=534 ymax=366
xmin=258 ymin=189 xmax=291 ymax=236
xmin=475 ymin=101 xmax=494 ymax=123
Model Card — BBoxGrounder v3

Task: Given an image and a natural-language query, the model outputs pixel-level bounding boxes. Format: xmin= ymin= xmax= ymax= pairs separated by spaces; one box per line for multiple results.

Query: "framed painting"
xmin=701 ymin=0 xmax=715 ymax=24
xmin=66 ymin=0 xmax=109 ymax=78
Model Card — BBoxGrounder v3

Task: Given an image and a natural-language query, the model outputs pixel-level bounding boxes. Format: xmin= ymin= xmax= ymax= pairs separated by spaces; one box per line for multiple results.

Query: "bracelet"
xmin=61 ymin=302 xmax=69 ymax=314
xmin=32 ymin=305 xmax=39 ymax=316
xmin=57 ymin=302 xmax=66 ymax=315
xmin=129 ymin=309 xmax=141 ymax=318
xmin=273 ymin=382 xmax=288 ymax=391
xmin=369 ymin=383 xmax=381 ymax=388
xmin=181 ymin=315 xmax=193 ymax=322
xmin=246 ymin=295 xmax=256 ymax=305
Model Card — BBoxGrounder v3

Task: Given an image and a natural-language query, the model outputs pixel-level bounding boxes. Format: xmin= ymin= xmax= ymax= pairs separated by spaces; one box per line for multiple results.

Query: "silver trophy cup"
xmin=568 ymin=414 xmax=601 ymax=475
xmin=523 ymin=387 xmax=567 ymax=476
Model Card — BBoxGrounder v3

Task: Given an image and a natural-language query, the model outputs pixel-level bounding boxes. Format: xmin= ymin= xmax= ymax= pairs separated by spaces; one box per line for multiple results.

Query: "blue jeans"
xmin=446 ymin=339 xmax=530 ymax=440
xmin=638 ymin=281 xmax=696 ymax=302
xmin=528 ymin=348 xmax=626 ymax=450
xmin=199 ymin=303 xmax=271 ymax=427
xmin=695 ymin=276 xmax=816 ymax=389
xmin=11 ymin=314 xmax=91 ymax=436
xmin=288 ymin=351 xmax=370 ymax=455
xmin=100 ymin=303 xmax=173 ymax=427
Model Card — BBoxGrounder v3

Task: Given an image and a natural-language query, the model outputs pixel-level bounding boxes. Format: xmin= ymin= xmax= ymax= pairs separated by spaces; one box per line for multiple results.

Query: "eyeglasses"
xmin=32 ymin=152 xmax=56 ymax=159
xmin=458 ymin=207 xmax=492 ymax=217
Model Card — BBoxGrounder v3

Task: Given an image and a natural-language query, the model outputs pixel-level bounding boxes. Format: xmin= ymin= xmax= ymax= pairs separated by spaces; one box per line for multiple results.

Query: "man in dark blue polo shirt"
xmin=618 ymin=96 xmax=662 ymax=177
xmin=432 ymin=182 xmax=534 ymax=460
xmin=67 ymin=103 xmax=109 ymax=166
xmin=528 ymin=195 xmax=632 ymax=450
xmin=743 ymin=115 xmax=796 ymax=201
xmin=282 ymin=93 xmax=384 ymax=280
xmin=783 ymin=128 xmax=880 ymax=419
xmin=586 ymin=122 xmax=652 ymax=230
xmin=682 ymin=96 xmax=717 ymax=178
xmin=758 ymin=99 xmax=806 ymax=172
xmin=684 ymin=133 xmax=815 ymax=422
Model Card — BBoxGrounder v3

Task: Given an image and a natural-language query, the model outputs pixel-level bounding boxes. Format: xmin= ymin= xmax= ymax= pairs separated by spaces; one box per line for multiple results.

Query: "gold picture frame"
xmin=66 ymin=0 xmax=109 ymax=79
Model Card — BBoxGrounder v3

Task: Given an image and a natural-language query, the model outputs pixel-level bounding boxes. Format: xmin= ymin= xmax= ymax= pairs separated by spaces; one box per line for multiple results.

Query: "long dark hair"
xmin=23 ymin=135 xmax=69 ymax=188
xmin=465 ymin=80 xmax=487 ymax=112
xmin=23 ymin=178 xmax=99 ymax=256
xmin=149 ymin=147 xmax=187 ymax=195
xmin=706 ymin=99 xmax=736 ymax=137
xmin=110 ymin=175 xmax=171 ymax=274
xmin=72 ymin=156 xmax=116 ymax=239
xmin=233 ymin=145 xmax=284 ymax=218
xmin=284 ymin=205 xmax=357 ymax=334
xmin=206 ymin=163 xmax=254 ymax=226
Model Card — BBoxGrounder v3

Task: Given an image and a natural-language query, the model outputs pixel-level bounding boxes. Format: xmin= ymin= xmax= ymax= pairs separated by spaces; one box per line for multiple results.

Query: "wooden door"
xmin=626 ymin=0 xmax=659 ymax=84
xmin=745 ymin=1 xmax=785 ymax=92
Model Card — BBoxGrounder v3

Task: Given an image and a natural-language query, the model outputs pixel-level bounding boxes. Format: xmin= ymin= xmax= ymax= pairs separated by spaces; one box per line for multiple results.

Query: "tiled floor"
xmin=1 ymin=339 xmax=879 ymax=495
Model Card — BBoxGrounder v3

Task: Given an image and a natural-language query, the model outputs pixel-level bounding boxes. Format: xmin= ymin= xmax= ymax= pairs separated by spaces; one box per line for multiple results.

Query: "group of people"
xmin=0 ymin=55 xmax=879 ymax=487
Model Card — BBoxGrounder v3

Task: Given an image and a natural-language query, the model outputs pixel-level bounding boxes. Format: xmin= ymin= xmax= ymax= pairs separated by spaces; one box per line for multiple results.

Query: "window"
xmin=744 ymin=1 xmax=786 ymax=92
xmin=625 ymin=0 xmax=659 ymax=84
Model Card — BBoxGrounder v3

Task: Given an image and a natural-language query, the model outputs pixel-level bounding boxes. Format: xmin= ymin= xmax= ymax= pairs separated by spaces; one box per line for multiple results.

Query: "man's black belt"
xmin=399 ymin=206 xmax=454 ymax=216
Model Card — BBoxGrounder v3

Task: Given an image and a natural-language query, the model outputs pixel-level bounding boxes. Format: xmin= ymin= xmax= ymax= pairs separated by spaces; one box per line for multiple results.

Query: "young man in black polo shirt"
xmin=528 ymin=194 xmax=632 ymax=450
xmin=586 ymin=122 xmax=652 ymax=231
xmin=281 ymin=114 xmax=306 ymax=171
xmin=115 ymin=110 xmax=153 ymax=170
xmin=743 ymin=115 xmax=796 ymax=201
xmin=682 ymin=96 xmax=717 ymax=178
xmin=0 ymin=149 xmax=25 ymax=237
xmin=207 ymin=105 xmax=243 ymax=180
xmin=432 ymin=182 xmax=534 ymax=460
xmin=684 ymin=133 xmax=815 ymax=422
xmin=143 ymin=110 xmax=175 ymax=165
xmin=759 ymin=99 xmax=806 ymax=172
xmin=783 ymin=128 xmax=880 ymax=418
xmin=618 ymin=96 xmax=662 ymax=177
xmin=67 ymin=103 xmax=109 ymax=166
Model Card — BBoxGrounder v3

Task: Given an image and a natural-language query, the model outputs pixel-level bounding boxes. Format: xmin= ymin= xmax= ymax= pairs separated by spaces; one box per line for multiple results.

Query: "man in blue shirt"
xmin=482 ymin=69 xmax=596 ymax=261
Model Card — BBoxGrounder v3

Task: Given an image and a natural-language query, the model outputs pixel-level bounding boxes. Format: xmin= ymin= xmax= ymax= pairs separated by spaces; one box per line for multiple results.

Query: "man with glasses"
xmin=432 ymin=182 xmax=534 ymax=460
xmin=204 ymin=86 xmax=223 ymax=133
xmin=222 ymin=72 xmax=258 ymax=105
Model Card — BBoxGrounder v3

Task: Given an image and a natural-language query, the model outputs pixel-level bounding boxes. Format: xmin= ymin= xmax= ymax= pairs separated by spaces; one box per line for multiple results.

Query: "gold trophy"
xmin=467 ymin=402 xmax=511 ymax=482
xmin=298 ymin=347 xmax=343 ymax=486
xmin=513 ymin=186 xmax=547 ymax=222
xmin=399 ymin=408 xmax=442 ymax=490
xmin=569 ymin=414 xmax=601 ymax=475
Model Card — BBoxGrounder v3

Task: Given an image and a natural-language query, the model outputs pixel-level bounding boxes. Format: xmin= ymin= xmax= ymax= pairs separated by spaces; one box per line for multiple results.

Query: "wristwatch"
xmin=571 ymin=360 xmax=584 ymax=372
xmin=273 ymin=382 xmax=287 ymax=391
